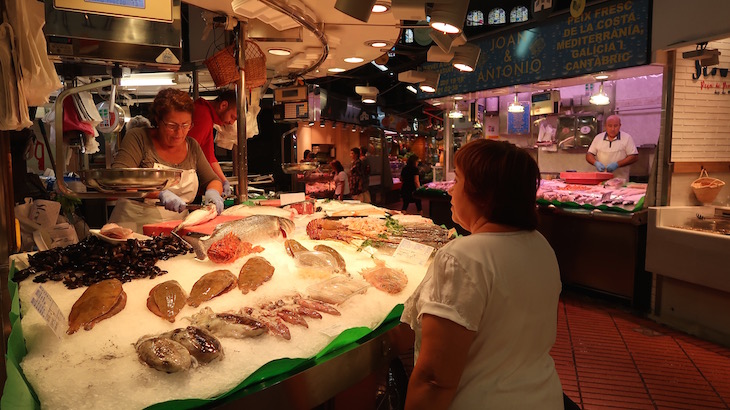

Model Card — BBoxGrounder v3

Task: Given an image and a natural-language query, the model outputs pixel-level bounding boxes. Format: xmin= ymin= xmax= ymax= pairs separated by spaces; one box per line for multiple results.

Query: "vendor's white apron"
xmin=108 ymin=164 xmax=199 ymax=233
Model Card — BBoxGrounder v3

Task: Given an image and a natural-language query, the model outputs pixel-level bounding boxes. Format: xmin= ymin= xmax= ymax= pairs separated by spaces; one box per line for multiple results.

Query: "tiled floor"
xmin=554 ymin=292 xmax=730 ymax=409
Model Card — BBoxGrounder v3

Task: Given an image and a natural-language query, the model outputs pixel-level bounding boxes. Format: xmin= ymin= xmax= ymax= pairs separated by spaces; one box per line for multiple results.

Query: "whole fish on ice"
xmin=174 ymin=203 xmax=218 ymax=233
xmin=195 ymin=215 xmax=294 ymax=258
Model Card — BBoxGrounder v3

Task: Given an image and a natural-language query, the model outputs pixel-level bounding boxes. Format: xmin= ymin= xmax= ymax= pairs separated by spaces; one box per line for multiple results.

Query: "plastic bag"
xmin=6 ymin=0 xmax=62 ymax=106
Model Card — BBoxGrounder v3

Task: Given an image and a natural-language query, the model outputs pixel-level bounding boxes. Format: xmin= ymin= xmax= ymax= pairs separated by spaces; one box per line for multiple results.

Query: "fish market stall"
xmin=2 ymin=203 xmax=448 ymax=409
xmin=415 ymin=179 xmax=651 ymax=309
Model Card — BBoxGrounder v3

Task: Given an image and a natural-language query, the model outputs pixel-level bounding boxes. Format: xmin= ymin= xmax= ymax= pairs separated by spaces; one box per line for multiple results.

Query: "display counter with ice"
xmin=2 ymin=203 xmax=449 ymax=409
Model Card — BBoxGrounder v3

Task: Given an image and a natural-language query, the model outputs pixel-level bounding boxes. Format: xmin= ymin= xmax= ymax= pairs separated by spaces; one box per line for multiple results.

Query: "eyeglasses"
xmin=161 ymin=121 xmax=193 ymax=131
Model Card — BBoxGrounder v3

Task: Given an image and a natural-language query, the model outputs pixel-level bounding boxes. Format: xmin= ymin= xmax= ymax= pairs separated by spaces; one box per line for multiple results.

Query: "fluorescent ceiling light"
xmin=344 ymin=57 xmax=365 ymax=63
xmin=406 ymin=85 xmax=418 ymax=93
xmin=371 ymin=61 xmax=388 ymax=71
xmin=268 ymin=48 xmax=291 ymax=56
xmin=453 ymin=95 xmax=463 ymax=100
xmin=328 ymin=67 xmax=346 ymax=73
xmin=119 ymin=73 xmax=175 ymax=87
xmin=432 ymin=101 xmax=441 ymax=106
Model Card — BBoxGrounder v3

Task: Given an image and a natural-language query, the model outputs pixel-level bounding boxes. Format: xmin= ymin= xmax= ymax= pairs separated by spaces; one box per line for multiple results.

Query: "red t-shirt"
xmin=188 ymin=98 xmax=222 ymax=165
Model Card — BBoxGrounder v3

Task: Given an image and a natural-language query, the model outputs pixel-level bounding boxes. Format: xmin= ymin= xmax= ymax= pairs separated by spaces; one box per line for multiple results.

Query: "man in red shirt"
xmin=188 ymin=90 xmax=238 ymax=195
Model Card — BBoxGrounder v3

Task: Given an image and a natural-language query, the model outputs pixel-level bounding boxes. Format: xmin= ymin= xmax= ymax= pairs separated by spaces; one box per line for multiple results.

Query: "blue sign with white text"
xmin=421 ymin=0 xmax=649 ymax=98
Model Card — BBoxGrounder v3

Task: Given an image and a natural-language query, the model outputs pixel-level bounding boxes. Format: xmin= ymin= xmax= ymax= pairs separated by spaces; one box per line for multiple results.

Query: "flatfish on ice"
xmin=147 ymin=280 xmax=187 ymax=322
xmin=187 ymin=270 xmax=237 ymax=307
xmin=67 ymin=278 xmax=127 ymax=334
xmin=238 ymin=256 xmax=275 ymax=294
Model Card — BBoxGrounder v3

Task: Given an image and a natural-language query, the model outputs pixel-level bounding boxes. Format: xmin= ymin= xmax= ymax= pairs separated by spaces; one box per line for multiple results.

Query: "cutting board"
xmin=142 ymin=215 xmax=244 ymax=237
xmin=560 ymin=171 xmax=613 ymax=185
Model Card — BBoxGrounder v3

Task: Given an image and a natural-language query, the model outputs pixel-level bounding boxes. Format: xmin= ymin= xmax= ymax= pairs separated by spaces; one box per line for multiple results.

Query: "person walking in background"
xmin=331 ymin=160 xmax=349 ymax=200
xmin=349 ymin=147 xmax=365 ymax=201
xmin=401 ymin=139 xmax=563 ymax=410
xmin=400 ymin=154 xmax=421 ymax=214
xmin=359 ymin=145 xmax=372 ymax=203
xmin=188 ymin=89 xmax=238 ymax=197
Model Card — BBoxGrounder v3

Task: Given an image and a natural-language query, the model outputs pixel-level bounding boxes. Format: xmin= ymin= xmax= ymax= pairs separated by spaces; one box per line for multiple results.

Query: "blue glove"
xmin=606 ymin=162 xmax=619 ymax=172
xmin=204 ymin=189 xmax=224 ymax=215
xmin=594 ymin=161 xmax=606 ymax=172
xmin=222 ymin=180 xmax=232 ymax=197
xmin=158 ymin=190 xmax=186 ymax=213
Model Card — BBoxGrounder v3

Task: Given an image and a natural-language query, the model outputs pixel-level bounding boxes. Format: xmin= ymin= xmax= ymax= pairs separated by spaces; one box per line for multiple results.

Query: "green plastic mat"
xmin=1 ymin=262 xmax=404 ymax=409
xmin=536 ymin=195 xmax=645 ymax=214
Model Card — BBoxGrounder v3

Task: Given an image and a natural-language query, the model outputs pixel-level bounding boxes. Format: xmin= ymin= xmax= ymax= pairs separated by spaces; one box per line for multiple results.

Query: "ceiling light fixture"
xmin=448 ymin=101 xmax=463 ymax=118
xmin=328 ymin=67 xmax=346 ymax=73
xmin=453 ymin=95 xmax=464 ymax=100
xmin=589 ymin=81 xmax=610 ymax=105
xmin=452 ymin=44 xmax=481 ymax=72
xmin=432 ymin=101 xmax=441 ymax=106
xmin=508 ymin=91 xmax=524 ymax=113
xmin=372 ymin=2 xmax=390 ymax=13
xmin=344 ymin=57 xmax=365 ymax=63
xmin=419 ymin=71 xmax=440 ymax=93
xmin=371 ymin=61 xmax=388 ymax=71
xmin=320 ymin=121 xmax=326 ymax=127
xmin=335 ymin=0 xmax=377 ymax=22
xmin=594 ymin=72 xmax=609 ymax=80
xmin=268 ymin=48 xmax=291 ymax=56
xmin=366 ymin=40 xmax=389 ymax=48
xmin=406 ymin=85 xmax=418 ymax=94
xmin=356 ymin=85 xmax=379 ymax=104
xmin=429 ymin=0 xmax=469 ymax=34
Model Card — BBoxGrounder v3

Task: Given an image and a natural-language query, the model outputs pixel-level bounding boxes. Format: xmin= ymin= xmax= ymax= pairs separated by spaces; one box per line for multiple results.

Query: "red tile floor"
xmin=554 ymin=292 xmax=730 ymax=409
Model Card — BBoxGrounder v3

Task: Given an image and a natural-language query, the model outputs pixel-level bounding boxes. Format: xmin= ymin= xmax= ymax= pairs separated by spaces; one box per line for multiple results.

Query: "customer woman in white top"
xmin=402 ymin=139 xmax=564 ymax=409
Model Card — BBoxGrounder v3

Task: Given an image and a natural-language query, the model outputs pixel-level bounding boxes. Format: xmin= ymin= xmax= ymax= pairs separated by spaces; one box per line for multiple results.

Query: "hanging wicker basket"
xmin=691 ymin=169 xmax=725 ymax=204
xmin=204 ymin=40 xmax=267 ymax=89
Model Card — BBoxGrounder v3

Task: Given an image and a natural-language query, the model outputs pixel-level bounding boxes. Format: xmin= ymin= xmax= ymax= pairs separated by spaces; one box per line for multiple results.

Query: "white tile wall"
xmin=671 ymin=39 xmax=730 ymax=162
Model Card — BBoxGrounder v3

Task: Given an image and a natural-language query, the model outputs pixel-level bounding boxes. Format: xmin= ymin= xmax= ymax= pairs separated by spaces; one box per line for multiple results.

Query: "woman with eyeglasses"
xmin=108 ymin=88 xmax=224 ymax=233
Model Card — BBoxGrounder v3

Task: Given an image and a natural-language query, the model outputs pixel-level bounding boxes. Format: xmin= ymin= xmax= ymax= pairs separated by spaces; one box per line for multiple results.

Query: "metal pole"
xmin=236 ymin=21 xmax=249 ymax=202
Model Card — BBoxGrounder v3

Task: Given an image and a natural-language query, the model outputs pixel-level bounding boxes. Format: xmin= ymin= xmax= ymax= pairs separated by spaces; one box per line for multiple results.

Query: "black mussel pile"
xmin=13 ymin=235 xmax=191 ymax=289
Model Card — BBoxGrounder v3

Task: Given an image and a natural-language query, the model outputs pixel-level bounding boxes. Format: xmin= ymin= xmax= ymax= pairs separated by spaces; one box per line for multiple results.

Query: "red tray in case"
xmin=559 ymin=171 xmax=613 ymax=185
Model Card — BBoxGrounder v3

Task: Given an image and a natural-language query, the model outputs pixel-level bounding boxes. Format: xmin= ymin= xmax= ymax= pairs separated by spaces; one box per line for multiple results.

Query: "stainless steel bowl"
xmin=80 ymin=168 xmax=183 ymax=193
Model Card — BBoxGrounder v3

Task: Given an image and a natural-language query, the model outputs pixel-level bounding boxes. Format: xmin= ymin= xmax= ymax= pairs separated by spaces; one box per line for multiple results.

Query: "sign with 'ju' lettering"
xmin=420 ymin=0 xmax=649 ymax=98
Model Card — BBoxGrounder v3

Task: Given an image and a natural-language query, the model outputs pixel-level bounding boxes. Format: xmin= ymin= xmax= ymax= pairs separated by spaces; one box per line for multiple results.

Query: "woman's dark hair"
xmin=303 ymin=150 xmax=311 ymax=160
xmin=149 ymin=88 xmax=194 ymax=127
xmin=331 ymin=160 xmax=344 ymax=173
xmin=406 ymin=154 xmax=419 ymax=167
xmin=454 ymin=139 xmax=540 ymax=230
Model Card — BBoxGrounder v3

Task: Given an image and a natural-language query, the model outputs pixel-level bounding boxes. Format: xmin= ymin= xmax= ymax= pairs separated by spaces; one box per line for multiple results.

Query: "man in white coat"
xmin=585 ymin=114 xmax=638 ymax=180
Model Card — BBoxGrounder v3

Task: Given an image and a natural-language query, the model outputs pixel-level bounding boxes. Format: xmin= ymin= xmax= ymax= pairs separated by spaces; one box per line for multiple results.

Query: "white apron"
xmin=108 ymin=164 xmax=199 ymax=233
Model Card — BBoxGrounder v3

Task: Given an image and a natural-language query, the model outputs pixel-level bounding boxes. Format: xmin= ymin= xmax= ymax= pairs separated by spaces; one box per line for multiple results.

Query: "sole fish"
xmin=147 ymin=280 xmax=187 ymax=322
xmin=238 ymin=256 xmax=275 ymax=294
xmin=68 ymin=278 xmax=126 ymax=334
xmin=187 ymin=270 xmax=237 ymax=307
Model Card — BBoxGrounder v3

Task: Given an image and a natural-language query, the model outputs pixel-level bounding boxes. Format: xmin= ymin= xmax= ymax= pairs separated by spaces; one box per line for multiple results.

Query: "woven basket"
xmin=691 ymin=169 xmax=725 ymax=204
xmin=204 ymin=41 xmax=267 ymax=89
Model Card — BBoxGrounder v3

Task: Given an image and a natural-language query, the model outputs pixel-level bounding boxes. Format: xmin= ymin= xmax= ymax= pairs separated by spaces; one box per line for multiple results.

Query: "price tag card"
xmin=30 ymin=285 xmax=66 ymax=338
xmin=280 ymin=192 xmax=306 ymax=206
xmin=393 ymin=238 xmax=435 ymax=266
